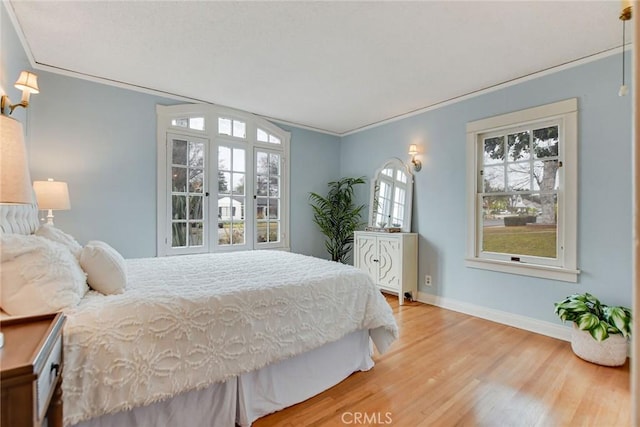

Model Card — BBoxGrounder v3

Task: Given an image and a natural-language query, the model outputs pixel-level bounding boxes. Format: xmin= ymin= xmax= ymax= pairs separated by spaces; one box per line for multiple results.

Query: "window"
xmin=218 ymin=118 xmax=246 ymax=138
xmin=167 ymin=134 xmax=208 ymax=254
xmin=465 ymin=99 xmax=579 ymax=282
xmin=171 ymin=117 xmax=205 ymax=131
xmin=255 ymin=149 xmax=282 ymax=246
xmin=157 ymin=105 xmax=290 ymax=256
xmin=217 ymin=144 xmax=246 ymax=247
xmin=257 ymin=128 xmax=281 ymax=144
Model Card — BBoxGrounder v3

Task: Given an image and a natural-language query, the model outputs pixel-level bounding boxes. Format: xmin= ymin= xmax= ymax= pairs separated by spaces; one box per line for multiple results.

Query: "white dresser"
xmin=354 ymin=231 xmax=418 ymax=305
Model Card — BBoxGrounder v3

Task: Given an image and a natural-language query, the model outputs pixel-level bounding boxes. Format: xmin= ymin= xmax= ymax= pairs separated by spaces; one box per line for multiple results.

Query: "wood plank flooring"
xmin=254 ymin=295 xmax=631 ymax=427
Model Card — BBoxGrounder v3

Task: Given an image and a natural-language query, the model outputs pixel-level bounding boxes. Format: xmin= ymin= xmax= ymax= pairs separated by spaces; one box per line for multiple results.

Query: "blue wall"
xmin=340 ymin=54 xmax=633 ymax=323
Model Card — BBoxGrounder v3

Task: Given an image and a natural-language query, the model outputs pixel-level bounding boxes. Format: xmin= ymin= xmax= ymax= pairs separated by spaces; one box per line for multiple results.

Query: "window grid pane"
xmin=218 ymin=118 xmax=232 ymax=135
xmin=172 ymin=140 xmax=187 ymax=165
xmin=233 ymin=120 xmax=246 ymax=138
xmin=189 ymin=117 xmax=205 ymax=131
xmin=171 ymin=118 xmax=188 ymax=128
xmin=189 ymin=222 xmax=204 ymax=246
xmin=483 ymin=136 xmax=505 ymax=165
xmin=268 ymin=135 xmax=281 ymax=144
xmin=257 ymin=128 xmax=269 ymax=142
xmin=533 ymin=126 xmax=559 ymax=159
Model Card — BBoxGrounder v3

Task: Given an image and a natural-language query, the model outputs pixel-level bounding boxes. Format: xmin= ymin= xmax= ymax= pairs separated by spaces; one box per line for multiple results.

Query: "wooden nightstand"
xmin=0 ymin=313 xmax=65 ymax=427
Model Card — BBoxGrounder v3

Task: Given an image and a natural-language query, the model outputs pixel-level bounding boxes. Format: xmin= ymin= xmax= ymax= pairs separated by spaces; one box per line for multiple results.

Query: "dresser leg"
xmin=47 ymin=378 xmax=63 ymax=427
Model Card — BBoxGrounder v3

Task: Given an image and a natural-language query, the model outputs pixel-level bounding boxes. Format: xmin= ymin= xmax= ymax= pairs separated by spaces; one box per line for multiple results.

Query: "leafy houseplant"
xmin=309 ymin=177 xmax=366 ymax=263
xmin=554 ymin=293 xmax=632 ymax=366
xmin=554 ymin=293 xmax=632 ymax=341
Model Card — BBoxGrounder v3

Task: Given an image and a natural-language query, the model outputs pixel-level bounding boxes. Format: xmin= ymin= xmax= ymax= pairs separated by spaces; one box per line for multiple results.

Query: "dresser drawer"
xmin=36 ymin=334 xmax=62 ymax=422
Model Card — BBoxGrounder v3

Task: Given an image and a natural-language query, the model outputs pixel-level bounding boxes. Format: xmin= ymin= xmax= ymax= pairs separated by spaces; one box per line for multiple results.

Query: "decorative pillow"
xmin=80 ymin=240 xmax=127 ymax=295
xmin=1 ymin=234 xmax=89 ymax=316
xmin=35 ymin=224 xmax=83 ymax=259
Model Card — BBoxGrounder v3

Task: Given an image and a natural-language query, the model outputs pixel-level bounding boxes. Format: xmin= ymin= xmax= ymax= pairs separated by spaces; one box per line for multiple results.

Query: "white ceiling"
xmin=7 ymin=1 xmax=628 ymax=135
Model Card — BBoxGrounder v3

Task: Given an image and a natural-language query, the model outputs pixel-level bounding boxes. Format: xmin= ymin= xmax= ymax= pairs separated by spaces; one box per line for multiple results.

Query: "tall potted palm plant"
xmin=309 ymin=177 xmax=366 ymax=263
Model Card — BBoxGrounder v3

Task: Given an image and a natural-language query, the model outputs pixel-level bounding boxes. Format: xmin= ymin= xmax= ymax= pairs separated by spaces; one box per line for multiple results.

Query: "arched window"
xmin=157 ymin=105 xmax=290 ymax=256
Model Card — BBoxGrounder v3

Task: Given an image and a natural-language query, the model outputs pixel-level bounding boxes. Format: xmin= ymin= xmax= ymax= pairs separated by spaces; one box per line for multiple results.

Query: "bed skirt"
xmin=70 ymin=330 xmax=373 ymax=427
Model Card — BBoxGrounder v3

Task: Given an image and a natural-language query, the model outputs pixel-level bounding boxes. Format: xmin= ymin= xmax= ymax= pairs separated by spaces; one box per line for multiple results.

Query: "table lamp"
xmin=33 ymin=179 xmax=70 ymax=225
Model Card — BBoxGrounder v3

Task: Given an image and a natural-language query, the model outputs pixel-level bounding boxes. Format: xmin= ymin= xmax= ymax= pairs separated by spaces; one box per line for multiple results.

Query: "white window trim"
xmin=465 ymin=98 xmax=579 ymax=282
xmin=156 ymin=104 xmax=290 ymax=256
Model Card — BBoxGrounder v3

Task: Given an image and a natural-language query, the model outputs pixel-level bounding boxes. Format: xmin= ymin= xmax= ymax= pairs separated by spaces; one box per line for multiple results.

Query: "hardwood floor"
xmin=254 ymin=295 xmax=631 ymax=427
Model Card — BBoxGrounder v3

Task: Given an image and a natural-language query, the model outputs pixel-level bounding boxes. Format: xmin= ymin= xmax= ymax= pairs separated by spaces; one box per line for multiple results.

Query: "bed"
xmin=0 ymin=204 xmax=398 ymax=427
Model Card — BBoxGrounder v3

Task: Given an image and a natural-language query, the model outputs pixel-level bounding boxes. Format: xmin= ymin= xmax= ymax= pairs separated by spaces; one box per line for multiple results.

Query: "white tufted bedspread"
xmin=62 ymin=250 xmax=398 ymax=426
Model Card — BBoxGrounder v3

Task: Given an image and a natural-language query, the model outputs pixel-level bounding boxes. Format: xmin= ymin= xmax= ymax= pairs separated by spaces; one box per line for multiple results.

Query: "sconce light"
xmin=408 ymin=144 xmax=422 ymax=172
xmin=1 ymin=71 xmax=39 ymax=115
xmin=618 ymin=1 xmax=632 ymax=96
xmin=33 ymin=178 xmax=70 ymax=226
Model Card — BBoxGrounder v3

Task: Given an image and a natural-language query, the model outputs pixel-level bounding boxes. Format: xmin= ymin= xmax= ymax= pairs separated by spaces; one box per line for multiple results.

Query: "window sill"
xmin=465 ymin=258 xmax=580 ymax=283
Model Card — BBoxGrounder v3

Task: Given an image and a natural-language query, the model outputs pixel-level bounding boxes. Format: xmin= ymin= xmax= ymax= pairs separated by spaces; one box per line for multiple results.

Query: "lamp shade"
xmin=33 ymin=179 xmax=70 ymax=210
xmin=0 ymin=115 xmax=33 ymax=204
xmin=408 ymin=144 xmax=418 ymax=155
xmin=14 ymin=71 xmax=39 ymax=94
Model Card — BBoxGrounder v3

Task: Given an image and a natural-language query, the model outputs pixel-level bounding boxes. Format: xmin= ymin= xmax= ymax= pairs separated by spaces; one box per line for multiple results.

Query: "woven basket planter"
xmin=570 ymin=324 xmax=628 ymax=367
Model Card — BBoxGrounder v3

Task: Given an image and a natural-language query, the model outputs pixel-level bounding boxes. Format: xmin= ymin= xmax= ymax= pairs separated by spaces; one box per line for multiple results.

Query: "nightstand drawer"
xmin=1 ymin=313 xmax=65 ymax=427
xmin=36 ymin=334 xmax=62 ymax=422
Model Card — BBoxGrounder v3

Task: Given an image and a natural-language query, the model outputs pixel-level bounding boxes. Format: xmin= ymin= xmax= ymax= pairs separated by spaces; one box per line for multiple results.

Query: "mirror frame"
xmin=368 ymin=157 xmax=414 ymax=232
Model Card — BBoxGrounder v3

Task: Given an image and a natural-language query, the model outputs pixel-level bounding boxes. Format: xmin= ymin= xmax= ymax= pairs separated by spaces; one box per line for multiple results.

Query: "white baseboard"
xmin=417 ymin=291 xmax=572 ymax=342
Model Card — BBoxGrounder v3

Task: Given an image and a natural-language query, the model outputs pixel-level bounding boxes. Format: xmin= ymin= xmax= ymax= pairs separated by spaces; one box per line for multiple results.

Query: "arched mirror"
xmin=369 ymin=158 xmax=413 ymax=232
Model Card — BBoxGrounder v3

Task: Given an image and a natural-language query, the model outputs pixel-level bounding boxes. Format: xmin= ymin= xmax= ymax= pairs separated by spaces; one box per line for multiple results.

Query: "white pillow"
xmin=80 ymin=240 xmax=127 ymax=295
xmin=35 ymin=224 xmax=82 ymax=259
xmin=1 ymin=234 xmax=89 ymax=316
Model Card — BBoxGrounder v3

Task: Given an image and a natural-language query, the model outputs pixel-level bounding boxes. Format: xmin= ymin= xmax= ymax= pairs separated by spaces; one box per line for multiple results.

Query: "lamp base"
xmin=619 ymin=85 xmax=629 ymax=97
xmin=45 ymin=209 xmax=55 ymax=226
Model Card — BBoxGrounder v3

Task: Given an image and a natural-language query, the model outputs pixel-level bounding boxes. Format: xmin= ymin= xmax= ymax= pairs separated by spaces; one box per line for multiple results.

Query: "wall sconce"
xmin=1 ymin=71 xmax=39 ymax=115
xmin=33 ymin=178 xmax=71 ymax=225
xmin=408 ymin=144 xmax=422 ymax=172
xmin=618 ymin=1 xmax=632 ymax=96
